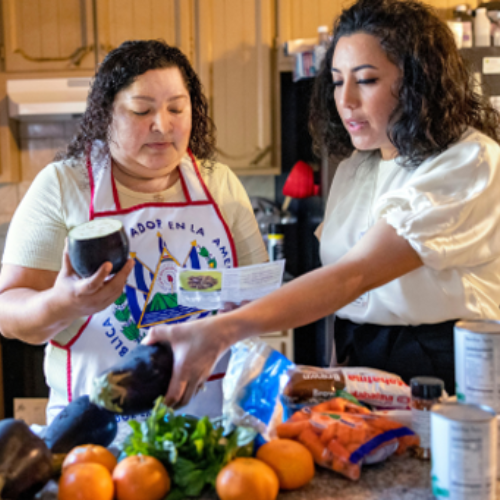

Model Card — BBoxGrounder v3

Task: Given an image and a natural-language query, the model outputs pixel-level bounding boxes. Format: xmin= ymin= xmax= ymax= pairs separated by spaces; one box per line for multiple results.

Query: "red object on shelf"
xmin=283 ymin=160 xmax=319 ymax=199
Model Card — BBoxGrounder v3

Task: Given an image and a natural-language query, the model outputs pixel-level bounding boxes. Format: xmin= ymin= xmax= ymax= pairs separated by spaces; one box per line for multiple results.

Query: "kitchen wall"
xmin=0 ymin=120 xmax=276 ymax=229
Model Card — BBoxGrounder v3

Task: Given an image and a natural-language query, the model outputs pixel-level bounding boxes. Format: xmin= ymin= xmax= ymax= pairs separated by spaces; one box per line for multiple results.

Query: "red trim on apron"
xmin=188 ymin=150 xmax=239 ymax=267
xmin=207 ymin=372 xmax=225 ymax=382
xmin=50 ymin=316 xmax=92 ymax=403
xmin=178 ymin=163 xmax=192 ymax=202
xmin=110 ymin=170 xmax=122 ymax=210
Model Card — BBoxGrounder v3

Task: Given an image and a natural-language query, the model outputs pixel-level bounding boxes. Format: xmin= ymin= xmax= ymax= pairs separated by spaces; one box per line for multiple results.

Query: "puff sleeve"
xmin=373 ymin=130 xmax=500 ymax=270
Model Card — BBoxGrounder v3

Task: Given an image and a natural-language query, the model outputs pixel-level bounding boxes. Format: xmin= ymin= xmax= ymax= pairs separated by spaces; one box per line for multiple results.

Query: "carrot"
xmin=327 ymin=438 xmax=351 ymax=461
xmin=395 ymin=434 xmax=420 ymax=455
xmin=320 ymin=423 xmax=340 ymax=444
xmin=312 ymin=401 xmax=336 ymax=413
xmin=327 ymin=398 xmax=349 ymax=412
xmin=368 ymin=416 xmax=403 ymax=432
xmin=344 ymin=402 xmax=372 ymax=415
xmin=345 ymin=441 xmax=362 ymax=454
xmin=276 ymin=420 xmax=311 ymax=439
xmin=331 ymin=456 xmax=361 ymax=481
xmin=337 ymin=423 xmax=369 ymax=448
xmin=298 ymin=428 xmax=333 ymax=466
xmin=289 ymin=410 xmax=311 ymax=422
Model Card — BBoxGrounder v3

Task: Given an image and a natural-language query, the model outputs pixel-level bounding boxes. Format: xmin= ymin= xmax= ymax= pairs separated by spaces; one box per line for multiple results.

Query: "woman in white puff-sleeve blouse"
xmin=141 ymin=0 xmax=500 ymax=406
xmin=320 ymin=130 xmax=500 ymax=393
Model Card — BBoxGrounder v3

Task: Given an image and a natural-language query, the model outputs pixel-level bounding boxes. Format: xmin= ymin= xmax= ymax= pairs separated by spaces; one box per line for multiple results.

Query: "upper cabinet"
xmin=96 ymin=0 xmax=193 ymax=62
xmin=277 ymin=0 xmax=342 ymax=43
xmin=1 ymin=0 xmax=96 ymax=72
xmin=196 ymin=0 xmax=277 ymax=173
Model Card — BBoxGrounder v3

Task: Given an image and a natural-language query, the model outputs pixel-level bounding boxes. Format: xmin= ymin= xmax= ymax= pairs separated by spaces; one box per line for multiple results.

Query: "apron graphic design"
xmin=48 ymin=146 xmax=237 ymax=429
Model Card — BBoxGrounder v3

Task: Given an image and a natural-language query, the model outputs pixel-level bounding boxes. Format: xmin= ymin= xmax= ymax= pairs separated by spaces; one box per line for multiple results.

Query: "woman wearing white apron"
xmin=0 ymin=41 xmax=267 ymax=437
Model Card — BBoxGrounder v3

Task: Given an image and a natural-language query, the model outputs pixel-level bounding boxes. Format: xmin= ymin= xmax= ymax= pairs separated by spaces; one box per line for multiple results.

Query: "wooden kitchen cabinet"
xmin=277 ymin=0 xmax=341 ymax=43
xmin=96 ymin=0 xmax=193 ymax=63
xmin=0 ymin=75 xmax=20 ymax=183
xmin=196 ymin=0 xmax=278 ymax=174
xmin=276 ymin=0 xmax=480 ymax=44
xmin=1 ymin=0 xmax=96 ymax=72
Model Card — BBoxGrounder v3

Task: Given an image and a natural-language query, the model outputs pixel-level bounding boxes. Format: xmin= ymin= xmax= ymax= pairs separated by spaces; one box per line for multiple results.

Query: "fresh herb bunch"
xmin=122 ymin=397 xmax=255 ymax=500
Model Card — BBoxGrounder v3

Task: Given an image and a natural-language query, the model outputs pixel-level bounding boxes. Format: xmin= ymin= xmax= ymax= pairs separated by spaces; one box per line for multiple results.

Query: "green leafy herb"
xmin=121 ymin=397 xmax=255 ymax=499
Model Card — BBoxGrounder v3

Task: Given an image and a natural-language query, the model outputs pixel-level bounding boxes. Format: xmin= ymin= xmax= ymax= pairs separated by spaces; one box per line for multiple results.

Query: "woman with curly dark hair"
xmin=0 ymin=40 xmax=267 ymax=436
xmin=141 ymin=0 xmax=500 ymax=409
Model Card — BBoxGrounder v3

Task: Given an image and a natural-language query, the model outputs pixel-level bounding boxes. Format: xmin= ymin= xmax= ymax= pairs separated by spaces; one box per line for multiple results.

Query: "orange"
xmin=62 ymin=444 xmax=118 ymax=473
xmin=216 ymin=457 xmax=279 ymax=500
xmin=58 ymin=462 xmax=114 ymax=500
xmin=112 ymin=455 xmax=170 ymax=500
xmin=256 ymin=438 xmax=315 ymax=490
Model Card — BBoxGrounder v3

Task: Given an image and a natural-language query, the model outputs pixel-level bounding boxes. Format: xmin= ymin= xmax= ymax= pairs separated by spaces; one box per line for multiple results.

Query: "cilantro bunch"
xmin=121 ymin=398 xmax=255 ymax=500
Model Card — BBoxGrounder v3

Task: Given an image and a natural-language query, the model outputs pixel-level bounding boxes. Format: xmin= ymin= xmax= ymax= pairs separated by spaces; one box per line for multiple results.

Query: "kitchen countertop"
xmin=199 ymin=453 xmax=500 ymax=500
xmin=35 ymin=453 xmax=500 ymax=500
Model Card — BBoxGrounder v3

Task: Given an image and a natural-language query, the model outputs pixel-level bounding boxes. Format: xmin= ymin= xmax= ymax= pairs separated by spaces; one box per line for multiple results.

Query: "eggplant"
xmin=0 ymin=419 xmax=52 ymax=500
xmin=43 ymin=395 xmax=118 ymax=453
xmin=68 ymin=218 xmax=129 ymax=278
xmin=90 ymin=342 xmax=174 ymax=415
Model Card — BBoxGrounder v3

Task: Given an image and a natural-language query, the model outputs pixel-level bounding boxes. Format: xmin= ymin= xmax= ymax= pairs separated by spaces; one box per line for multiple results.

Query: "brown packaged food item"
xmin=282 ymin=365 xmax=411 ymax=410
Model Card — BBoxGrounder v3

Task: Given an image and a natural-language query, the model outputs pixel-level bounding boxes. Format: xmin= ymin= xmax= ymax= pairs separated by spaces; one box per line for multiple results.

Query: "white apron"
xmin=49 ymin=147 xmax=237 ymax=433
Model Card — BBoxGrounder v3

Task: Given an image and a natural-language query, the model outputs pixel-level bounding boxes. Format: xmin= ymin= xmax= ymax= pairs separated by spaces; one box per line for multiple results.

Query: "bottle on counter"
xmin=474 ymin=7 xmax=491 ymax=47
xmin=314 ymin=25 xmax=330 ymax=72
xmin=454 ymin=4 xmax=473 ymax=48
xmin=410 ymin=376 xmax=444 ymax=460
xmin=267 ymin=223 xmax=285 ymax=262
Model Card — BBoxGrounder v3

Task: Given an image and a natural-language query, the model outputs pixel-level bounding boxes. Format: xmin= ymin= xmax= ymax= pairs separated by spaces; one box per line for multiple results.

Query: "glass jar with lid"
xmin=410 ymin=376 xmax=445 ymax=460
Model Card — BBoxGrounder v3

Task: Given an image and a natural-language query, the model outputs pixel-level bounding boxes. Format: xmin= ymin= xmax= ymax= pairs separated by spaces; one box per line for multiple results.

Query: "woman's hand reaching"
xmin=143 ymin=315 xmax=231 ymax=409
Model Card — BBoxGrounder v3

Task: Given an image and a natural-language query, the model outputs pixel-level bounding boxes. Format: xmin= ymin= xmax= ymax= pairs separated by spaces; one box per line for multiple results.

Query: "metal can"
xmin=431 ymin=402 xmax=497 ymax=500
xmin=454 ymin=320 xmax=500 ymax=410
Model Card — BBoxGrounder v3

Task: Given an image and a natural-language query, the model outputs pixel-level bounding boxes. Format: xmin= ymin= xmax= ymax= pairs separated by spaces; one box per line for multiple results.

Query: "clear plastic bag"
xmin=222 ymin=337 xmax=294 ymax=442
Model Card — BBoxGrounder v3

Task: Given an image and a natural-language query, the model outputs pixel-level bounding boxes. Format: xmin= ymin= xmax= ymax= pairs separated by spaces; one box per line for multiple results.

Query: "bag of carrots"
xmin=276 ymin=397 xmax=419 ymax=480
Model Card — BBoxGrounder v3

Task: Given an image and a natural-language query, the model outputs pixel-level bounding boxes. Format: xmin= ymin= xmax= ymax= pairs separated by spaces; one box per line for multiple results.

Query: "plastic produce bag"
xmin=223 ymin=337 xmax=294 ymax=442
xmin=277 ymin=397 xmax=419 ymax=480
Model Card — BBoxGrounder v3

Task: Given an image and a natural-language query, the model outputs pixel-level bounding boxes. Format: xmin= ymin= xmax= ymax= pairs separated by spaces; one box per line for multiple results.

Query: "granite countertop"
xmin=199 ymin=453 xmax=500 ymax=500
xmin=194 ymin=455 xmax=434 ymax=500
xmin=33 ymin=454 xmax=500 ymax=500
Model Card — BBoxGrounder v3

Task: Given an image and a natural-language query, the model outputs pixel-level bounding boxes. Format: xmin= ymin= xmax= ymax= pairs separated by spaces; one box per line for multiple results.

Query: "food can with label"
xmin=431 ymin=402 xmax=497 ymax=500
xmin=454 ymin=320 xmax=500 ymax=410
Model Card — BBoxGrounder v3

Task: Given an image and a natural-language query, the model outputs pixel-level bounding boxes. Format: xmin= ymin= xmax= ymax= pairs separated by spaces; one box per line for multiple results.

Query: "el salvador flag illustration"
xmin=126 ymin=256 xmax=154 ymax=325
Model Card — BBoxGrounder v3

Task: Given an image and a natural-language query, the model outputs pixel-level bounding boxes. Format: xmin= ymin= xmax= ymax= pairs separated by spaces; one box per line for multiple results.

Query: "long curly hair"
xmin=309 ymin=0 xmax=500 ymax=167
xmin=58 ymin=40 xmax=216 ymax=162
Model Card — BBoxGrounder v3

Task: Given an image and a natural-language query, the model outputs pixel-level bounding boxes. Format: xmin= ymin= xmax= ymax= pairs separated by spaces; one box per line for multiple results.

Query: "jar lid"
xmin=410 ymin=376 xmax=444 ymax=399
xmin=268 ymin=223 xmax=284 ymax=234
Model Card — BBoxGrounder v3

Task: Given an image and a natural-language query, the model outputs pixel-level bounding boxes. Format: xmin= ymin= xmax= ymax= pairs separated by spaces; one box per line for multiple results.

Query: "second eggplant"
xmin=90 ymin=342 xmax=174 ymax=415
xmin=0 ymin=419 xmax=52 ymax=500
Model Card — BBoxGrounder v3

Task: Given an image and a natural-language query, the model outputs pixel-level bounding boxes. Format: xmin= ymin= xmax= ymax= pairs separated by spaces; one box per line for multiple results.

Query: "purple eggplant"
xmin=90 ymin=342 xmax=174 ymax=415
xmin=0 ymin=419 xmax=52 ymax=499
xmin=43 ymin=395 xmax=118 ymax=453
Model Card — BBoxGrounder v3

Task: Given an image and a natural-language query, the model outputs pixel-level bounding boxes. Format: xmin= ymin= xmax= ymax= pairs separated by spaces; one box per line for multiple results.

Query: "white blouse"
xmin=320 ymin=128 xmax=500 ymax=325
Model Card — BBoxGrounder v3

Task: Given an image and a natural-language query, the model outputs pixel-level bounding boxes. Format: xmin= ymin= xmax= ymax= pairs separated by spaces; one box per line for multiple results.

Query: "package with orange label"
xmin=281 ymin=365 xmax=411 ymax=418
xmin=276 ymin=397 xmax=419 ymax=480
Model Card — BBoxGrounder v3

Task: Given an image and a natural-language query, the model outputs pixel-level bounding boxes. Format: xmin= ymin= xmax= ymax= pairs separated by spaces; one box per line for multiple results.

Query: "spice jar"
xmin=410 ymin=376 xmax=444 ymax=460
